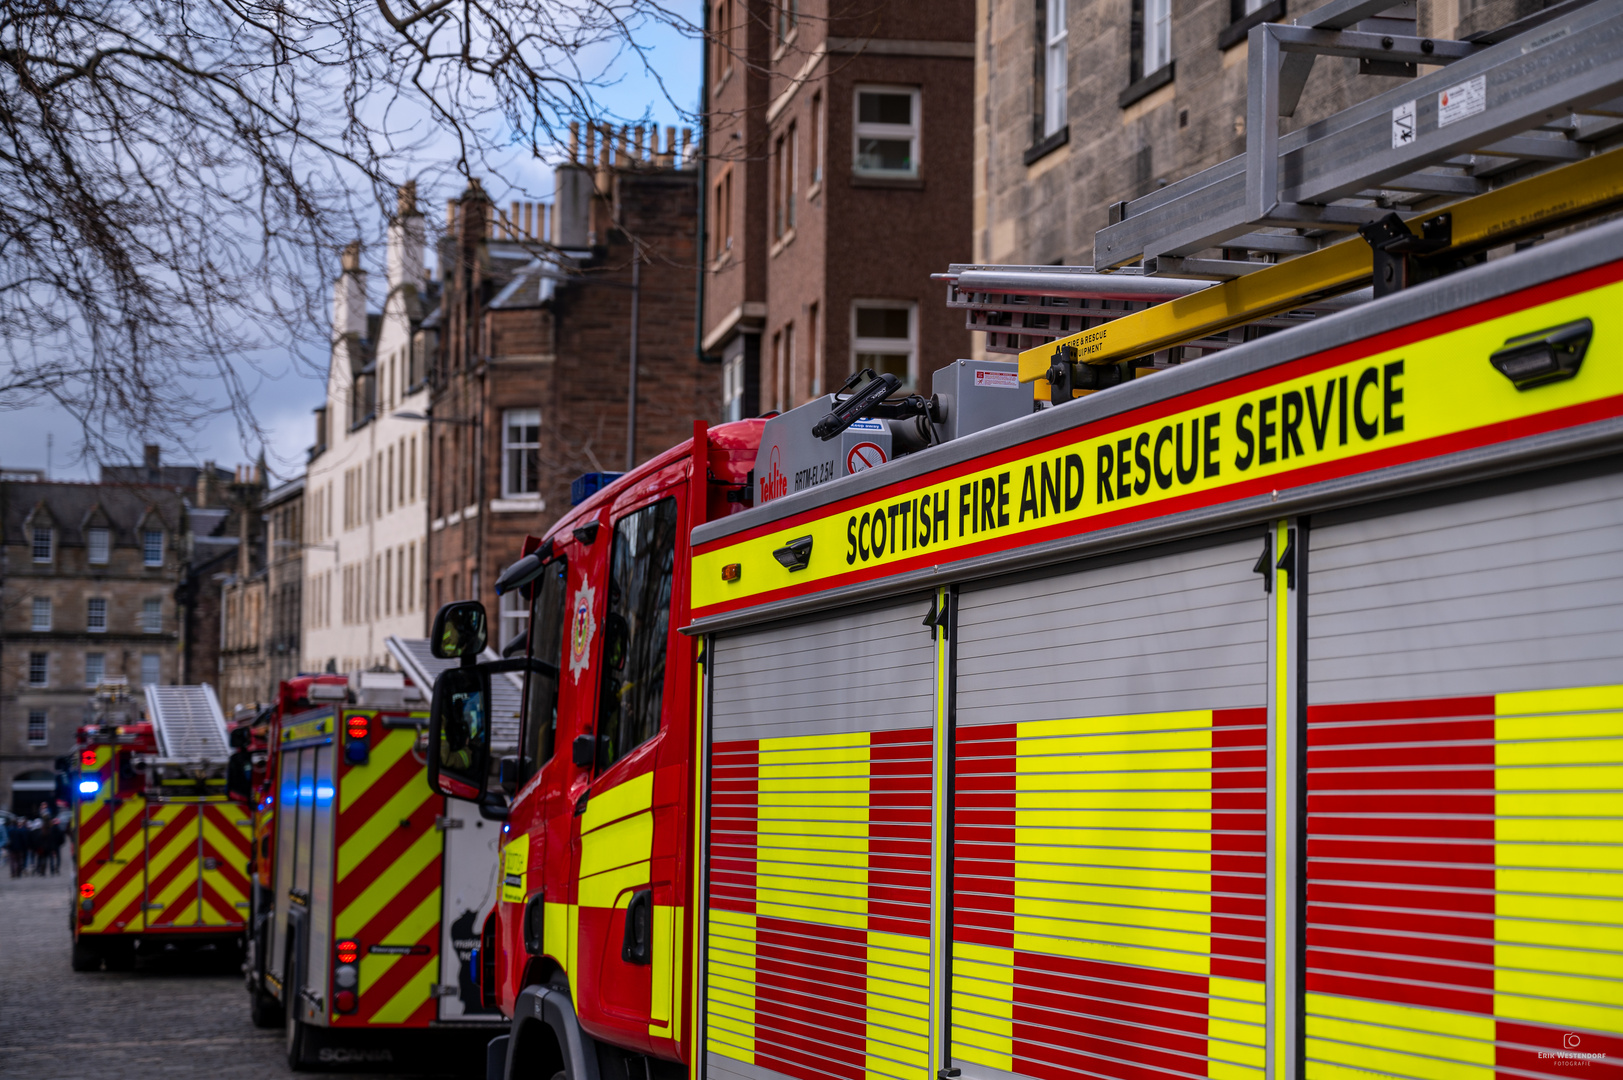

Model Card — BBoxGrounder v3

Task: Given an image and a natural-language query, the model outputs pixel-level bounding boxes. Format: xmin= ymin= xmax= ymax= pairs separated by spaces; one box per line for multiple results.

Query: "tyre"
xmin=249 ymin=976 xmax=285 ymax=1029
xmin=70 ymin=938 xmax=102 ymax=972
xmin=285 ymin=1004 xmax=308 ymax=1072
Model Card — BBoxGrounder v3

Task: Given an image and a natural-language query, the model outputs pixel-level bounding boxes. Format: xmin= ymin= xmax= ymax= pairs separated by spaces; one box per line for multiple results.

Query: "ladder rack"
xmin=947 ymin=0 xmax=1623 ymax=393
xmin=144 ymin=684 xmax=230 ymax=764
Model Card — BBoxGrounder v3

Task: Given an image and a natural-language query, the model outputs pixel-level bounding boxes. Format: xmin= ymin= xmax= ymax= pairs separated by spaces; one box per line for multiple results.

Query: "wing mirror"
xmin=427 ymin=665 xmax=493 ymax=802
xmin=431 ymin=601 xmax=488 ymax=661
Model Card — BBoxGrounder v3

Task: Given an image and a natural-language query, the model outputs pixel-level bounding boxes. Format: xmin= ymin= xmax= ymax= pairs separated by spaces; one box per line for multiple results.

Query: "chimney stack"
xmin=388 ymin=181 xmax=425 ymax=288
xmin=332 ymin=241 xmax=368 ymax=340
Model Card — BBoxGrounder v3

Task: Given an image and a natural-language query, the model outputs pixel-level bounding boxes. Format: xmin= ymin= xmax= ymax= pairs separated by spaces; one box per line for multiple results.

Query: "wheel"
xmin=285 ymin=998 xmax=309 ymax=1071
xmin=249 ymin=977 xmax=284 ymax=1029
xmin=70 ymin=938 xmax=102 ymax=972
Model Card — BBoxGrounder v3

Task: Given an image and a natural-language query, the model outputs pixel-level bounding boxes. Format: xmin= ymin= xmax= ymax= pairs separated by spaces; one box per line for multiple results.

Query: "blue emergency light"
xmin=78 ymin=777 xmax=101 ymax=797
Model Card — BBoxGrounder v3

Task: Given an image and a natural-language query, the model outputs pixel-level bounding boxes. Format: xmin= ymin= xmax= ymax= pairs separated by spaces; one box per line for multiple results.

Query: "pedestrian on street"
xmin=42 ymin=814 xmax=64 ymax=876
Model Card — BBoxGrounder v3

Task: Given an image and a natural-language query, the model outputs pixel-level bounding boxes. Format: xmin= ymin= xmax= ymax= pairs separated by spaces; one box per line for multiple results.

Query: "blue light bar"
xmin=78 ymin=778 xmax=101 ymax=796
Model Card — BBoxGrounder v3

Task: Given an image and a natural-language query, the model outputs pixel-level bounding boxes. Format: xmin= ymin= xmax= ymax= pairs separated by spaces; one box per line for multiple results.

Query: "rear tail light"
xmin=80 ymin=883 xmax=96 ymax=899
xmin=334 ymin=939 xmax=360 ymax=1012
xmin=80 ymin=749 xmax=97 ymax=768
xmin=344 ymin=714 xmax=370 ymax=765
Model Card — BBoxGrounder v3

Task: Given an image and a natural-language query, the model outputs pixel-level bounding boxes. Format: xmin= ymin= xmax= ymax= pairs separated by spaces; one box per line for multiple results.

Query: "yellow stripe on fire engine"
xmin=1493 ymin=683 xmax=1623 ymax=1038
xmin=578 ymin=773 xmax=653 ymax=910
xmin=706 ymin=908 xmax=758 ymax=1063
xmin=144 ymin=806 xmax=202 ymax=927
xmin=82 ymin=794 xmax=148 ymax=934
xmin=200 ymin=808 xmax=253 ymax=925
xmin=336 ymin=730 xmax=434 ymax=880
xmin=755 ymin=733 xmax=871 ymax=932
xmin=362 ymin=885 xmax=442 ymax=1025
xmin=693 ymin=274 xmax=1623 ymax=616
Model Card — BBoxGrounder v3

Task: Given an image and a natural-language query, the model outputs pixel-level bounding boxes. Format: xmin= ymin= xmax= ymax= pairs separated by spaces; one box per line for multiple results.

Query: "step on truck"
xmin=427 ymin=4 xmax=1623 ymax=1078
xmin=69 ymin=680 xmax=252 ymax=971
xmin=242 ymin=660 xmax=522 ymax=1070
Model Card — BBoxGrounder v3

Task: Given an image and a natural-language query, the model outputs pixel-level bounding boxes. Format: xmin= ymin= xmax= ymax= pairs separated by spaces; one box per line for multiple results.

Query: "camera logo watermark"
xmin=1539 ymin=1033 xmax=1606 ymax=1067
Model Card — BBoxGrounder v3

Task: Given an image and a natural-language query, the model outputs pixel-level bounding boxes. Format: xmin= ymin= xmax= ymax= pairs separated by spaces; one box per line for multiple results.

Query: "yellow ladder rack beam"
xmin=1019 ymin=146 xmax=1623 ymax=394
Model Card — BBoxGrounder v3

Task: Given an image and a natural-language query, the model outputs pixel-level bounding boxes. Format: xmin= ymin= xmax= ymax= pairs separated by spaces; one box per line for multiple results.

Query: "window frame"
xmin=31 ymin=527 xmax=52 ymax=563
xmin=810 ymin=93 xmax=825 ymax=186
xmin=28 ymin=652 xmax=48 ymax=687
xmin=850 ymin=300 xmax=920 ymax=392
xmin=88 ymin=527 xmax=110 ymax=565
xmin=142 ymin=529 xmax=164 ymax=567
xmin=852 ymin=85 xmax=922 ymax=180
xmin=87 ymin=597 xmax=108 ymax=634
xmin=501 ymin=408 xmax=543 ymax=499
xmin=518 ymin=557 xmax=569 ymax=783
xmin=594 ymin=497 xmax=680 ymax=776
xmin=85 ymin=652 xmax=105 ymax=687
xmin=143 ymin=598 xmax=163 ymax=634
xmin=1042 ymin=0 xmax=1069 ymax=138
xmin=140 ymin=653 xmax=161 ymax=687
xmin=1141 ymin=0 xmax=1172 ymax=80
xmin=32 ymin=597 xmax=51 ymax=633
xmin=27 ymin=710 xmax=47 ymax=745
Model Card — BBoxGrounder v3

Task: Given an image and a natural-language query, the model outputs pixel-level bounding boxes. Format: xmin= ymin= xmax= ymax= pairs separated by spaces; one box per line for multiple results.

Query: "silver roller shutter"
xmin=1304 ymin=464 xmax=1623 ymax=1077
xmin=706 ymin=600 xmax=941 ymax=1080
xmin=952 ymin=537 xmax=1272 ymax=1080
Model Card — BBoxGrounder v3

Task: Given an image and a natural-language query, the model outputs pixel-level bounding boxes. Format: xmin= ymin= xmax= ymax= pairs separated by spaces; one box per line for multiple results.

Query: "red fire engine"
xmin=70 ymin=681 xmax=252 ymax=971
xmin=241 ymin=664 xmax=518 ymax=1070
xmin=423 ymin=420 xmax=761 ymax=1080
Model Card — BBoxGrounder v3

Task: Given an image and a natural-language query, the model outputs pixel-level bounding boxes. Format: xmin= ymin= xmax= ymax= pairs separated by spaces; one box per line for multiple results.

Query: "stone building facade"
xmin=703 ymin=0 xmax=976 ymax=416
xmin=971 ymin=0 xmax=1532 ymax=273
xmin=302 ymin=187 xmax=435 ymax=675
xmin=218 ymin=476 xmax=304 ymax=711
xmin=0 ymin=480 xmax=186 ymax=814
xmin=427 ymin=142 xmax=710 ymax=650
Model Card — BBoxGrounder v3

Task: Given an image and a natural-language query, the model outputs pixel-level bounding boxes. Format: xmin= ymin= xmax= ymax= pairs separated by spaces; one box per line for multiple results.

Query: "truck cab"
xmin=426 ymin=420 xmax=760 ymax=1079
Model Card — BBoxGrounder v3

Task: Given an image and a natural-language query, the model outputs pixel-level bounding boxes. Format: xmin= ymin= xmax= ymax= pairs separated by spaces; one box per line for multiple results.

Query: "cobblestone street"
xmin=0 ymin=872 xmax=474 ymax=1079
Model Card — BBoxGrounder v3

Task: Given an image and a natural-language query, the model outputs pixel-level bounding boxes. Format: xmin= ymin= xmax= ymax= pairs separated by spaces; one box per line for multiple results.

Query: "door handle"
xmin=622 ymin=889 xmax=652 ymax=965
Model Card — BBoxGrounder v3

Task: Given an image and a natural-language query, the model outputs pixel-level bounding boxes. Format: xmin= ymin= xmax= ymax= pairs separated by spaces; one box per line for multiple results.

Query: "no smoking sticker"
xmin=846 ymin=442 xmax=887 ymax=473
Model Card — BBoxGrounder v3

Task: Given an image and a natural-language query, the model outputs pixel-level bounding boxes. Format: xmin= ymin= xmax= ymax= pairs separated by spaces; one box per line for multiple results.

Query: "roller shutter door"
xmin=1305 ymin=465 xmax=1623 ymax=1078
xmin=706 ymin=599 xmax=940 ymax=1080
xmin=952 ymin=536 xmax=1271 ymax=1080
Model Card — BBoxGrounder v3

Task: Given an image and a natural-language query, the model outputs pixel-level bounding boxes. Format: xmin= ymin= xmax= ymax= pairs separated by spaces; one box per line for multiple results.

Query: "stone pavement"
xmin=0 ymin=872 xmax=473 ymax=1079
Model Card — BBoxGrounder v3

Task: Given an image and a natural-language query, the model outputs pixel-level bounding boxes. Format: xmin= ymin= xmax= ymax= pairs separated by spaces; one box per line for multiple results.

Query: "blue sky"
xmin=0 ymin=16 xmax=702 ymax=484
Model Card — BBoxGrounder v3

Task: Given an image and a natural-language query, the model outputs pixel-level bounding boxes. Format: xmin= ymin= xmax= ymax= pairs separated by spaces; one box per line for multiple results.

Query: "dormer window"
xmin=143 ymin=529 xmax=164 ymax=567
xmin=31 ymin=527 xmax=53 ymax=563
xmin=88 ymin=527 xmax=110 ymax=564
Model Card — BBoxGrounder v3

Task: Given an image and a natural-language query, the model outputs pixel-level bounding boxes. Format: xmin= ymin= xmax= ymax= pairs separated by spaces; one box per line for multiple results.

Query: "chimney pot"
xmin=569 ymin=122 xmax=581 ymax=163
xmin=340 ymin=240 xmax=362 ymax=272
xmin=143 ymin=444 xmax=160 ymax=470
xmin=397 ymin=180 xmax=417 ymax=217
xmin=510 ymin=201 xmax=520 ymax=239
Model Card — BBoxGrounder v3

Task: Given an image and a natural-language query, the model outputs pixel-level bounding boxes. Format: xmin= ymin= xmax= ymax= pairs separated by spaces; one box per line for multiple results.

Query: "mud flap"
xmin=504 ymin=986 xmax=599 ymax=1080
xmin=487 ymin=1035 xmax=510 ymax=1080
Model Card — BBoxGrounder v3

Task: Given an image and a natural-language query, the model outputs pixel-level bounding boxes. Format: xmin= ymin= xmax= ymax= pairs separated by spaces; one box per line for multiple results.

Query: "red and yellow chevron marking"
xmin=144 ymin=803 xmax=205 ymax=927
xmin=76 ymin=749 xmax=150 ymax=935
xmin=332 ymin=714 xmax=442 ymax=1028
xmin=199 ymin=803 xmax=253 ymax=927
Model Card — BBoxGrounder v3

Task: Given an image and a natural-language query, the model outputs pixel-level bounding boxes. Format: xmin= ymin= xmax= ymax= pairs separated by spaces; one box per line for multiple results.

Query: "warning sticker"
xmin=975 ymin=369 xmax=1020 ymax=389
xmin=1438 ymin=76 xmax=1486 ymax=128
xmin=846 ymin=442 xmax=887 ymax=474
xmin=1391 ymin=99 xmax=1416 ymax=149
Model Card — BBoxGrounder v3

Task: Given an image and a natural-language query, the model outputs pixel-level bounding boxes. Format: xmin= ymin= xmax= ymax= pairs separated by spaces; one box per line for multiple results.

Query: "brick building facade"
xmin=0 ymin=480 xmax=186 ymax=814
xmin=428 ymin=141 xmax=709 ymax=648
xmin=702 ymin=0 xmax=976 ymax=417
xmin=971 ymin=0 xmax=1533 ymax=271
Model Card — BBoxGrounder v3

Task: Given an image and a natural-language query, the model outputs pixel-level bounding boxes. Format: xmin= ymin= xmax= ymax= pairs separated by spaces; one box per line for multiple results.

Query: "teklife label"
xmin=691 ymin=269 xmax=1623 ymax=616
